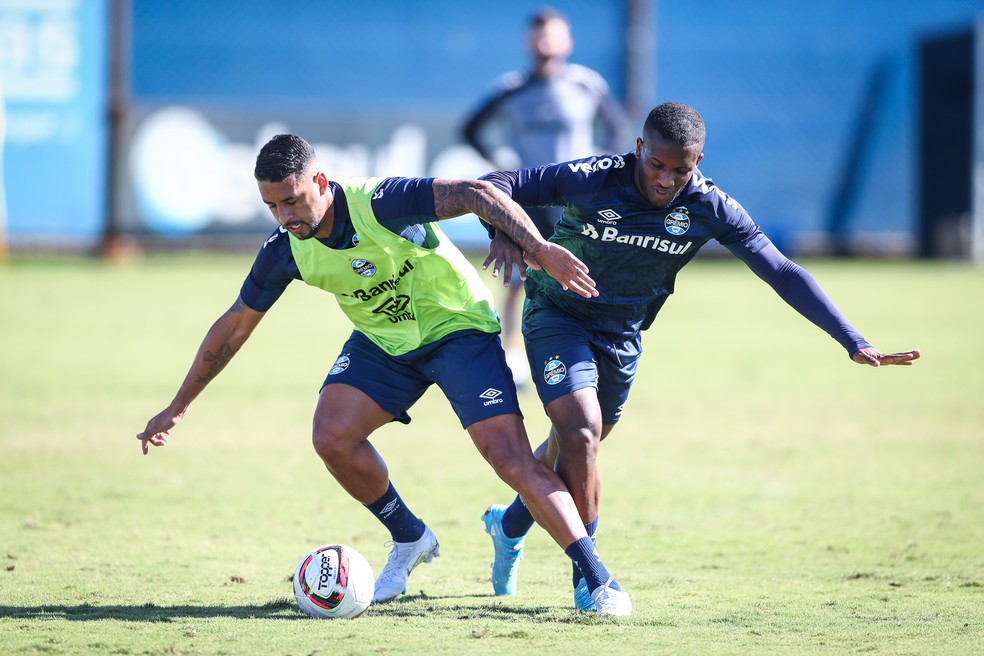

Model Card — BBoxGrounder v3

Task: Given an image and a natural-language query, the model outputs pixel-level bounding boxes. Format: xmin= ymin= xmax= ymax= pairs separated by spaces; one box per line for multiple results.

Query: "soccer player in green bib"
xmin=136 ymin=134 xmax=632 ymax=615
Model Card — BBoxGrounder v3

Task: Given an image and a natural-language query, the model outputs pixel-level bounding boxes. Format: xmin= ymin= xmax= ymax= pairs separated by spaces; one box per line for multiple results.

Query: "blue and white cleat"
xmin=591 ymin=577 xmax=632 ymax=616
xmin=372 ymin=525 xmax=440 ymax=603
xmin=482 ymin=504 xmax=526 ymax=595
xmin=573 ymin=576 xmax=597 ymax=611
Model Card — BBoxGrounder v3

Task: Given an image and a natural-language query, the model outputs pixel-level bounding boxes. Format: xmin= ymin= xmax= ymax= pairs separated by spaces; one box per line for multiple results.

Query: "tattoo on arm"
xmin=433 ymin=182 xmax=469 ymax=219
xmin=194 ymin=343 xmax=234 ymax=384
xmin=434 ymin=180 xmax=541 ymax=256
xmin=471 ymin=186 xmax=542 ymax=257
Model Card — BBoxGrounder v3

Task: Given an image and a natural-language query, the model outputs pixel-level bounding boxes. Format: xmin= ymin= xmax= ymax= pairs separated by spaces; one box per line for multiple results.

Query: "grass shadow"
xmin=0 ymin=599 xmax=300 ymax=622
xmin=0 ymin=594 xmax=608 ymax=624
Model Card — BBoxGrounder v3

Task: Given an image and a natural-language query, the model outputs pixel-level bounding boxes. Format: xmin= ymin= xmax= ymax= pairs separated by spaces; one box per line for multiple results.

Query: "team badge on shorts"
xmin=543 ymin=356 xmax=567 ymax=385
xmin=351 ymin=258 xmax=376 ymax=277
xmin=664 ymin=210 xmax=690 ymax=236
xmin=328 ymin=355 xmax=351 ymax=375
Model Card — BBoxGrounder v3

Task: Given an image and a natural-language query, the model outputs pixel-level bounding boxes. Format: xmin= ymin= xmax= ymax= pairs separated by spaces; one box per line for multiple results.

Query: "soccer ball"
xmin=293 ymin=544 xmax=374 ymax=619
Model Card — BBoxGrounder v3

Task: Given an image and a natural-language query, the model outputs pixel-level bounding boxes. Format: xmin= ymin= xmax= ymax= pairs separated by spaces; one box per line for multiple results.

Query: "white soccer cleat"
xmin=372 ymin=525 xmax=440 ymax=603
xmin=590 ymin=577 xmax=632 ymax=616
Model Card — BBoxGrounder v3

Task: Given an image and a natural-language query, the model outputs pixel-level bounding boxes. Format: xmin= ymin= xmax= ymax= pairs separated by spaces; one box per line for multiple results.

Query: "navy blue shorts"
xmin=522 ymin=302 xmax=642 ymax=425
xmin=321 ymin=329 xmax=522 ymax=429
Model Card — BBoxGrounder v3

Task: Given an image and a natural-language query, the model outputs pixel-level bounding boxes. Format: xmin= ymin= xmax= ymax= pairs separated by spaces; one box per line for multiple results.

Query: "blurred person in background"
xmin=478 ymin=102 xmax=921 ymax=610
xmin=462 ymin=6 xmax=628 ymax=385
xmin=136 ymin=134 xmax=633 ymax=615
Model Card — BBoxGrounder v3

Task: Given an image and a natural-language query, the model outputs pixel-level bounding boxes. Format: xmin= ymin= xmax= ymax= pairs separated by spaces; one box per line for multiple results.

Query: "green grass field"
xmin=1 ymin=252 xmax=982 ymax=655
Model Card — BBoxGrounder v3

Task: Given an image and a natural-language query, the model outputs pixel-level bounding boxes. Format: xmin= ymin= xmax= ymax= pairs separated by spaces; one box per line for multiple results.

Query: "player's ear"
xmin=695 ymin=152 xmax=704 ymax=167
xmin=635 ymin=137 xmax=644 ymax=156
xmin=315 ymin=171 xmax=329 ymax=194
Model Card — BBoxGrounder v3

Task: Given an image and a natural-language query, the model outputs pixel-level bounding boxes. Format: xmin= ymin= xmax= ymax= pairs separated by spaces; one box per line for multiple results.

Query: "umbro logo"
xmin=379 ymin=499 xmax=400 ymax=518
xmin=480 ymin=388 xmax=504 ymax=406
xmin=372 ymin=187 xmax=385 ymax=200
xmin=598 ymin=209 xmax=622 ymax=222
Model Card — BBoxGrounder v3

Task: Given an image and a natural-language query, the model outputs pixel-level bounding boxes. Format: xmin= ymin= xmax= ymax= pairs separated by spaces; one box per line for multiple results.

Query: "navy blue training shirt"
xmin=482 ymin=153 xmax=870 ymax=356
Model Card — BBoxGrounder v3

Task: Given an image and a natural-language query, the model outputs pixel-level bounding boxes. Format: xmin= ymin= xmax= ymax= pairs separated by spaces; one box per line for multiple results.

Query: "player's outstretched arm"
xmin=851 ymin=347 xmax=921 ymax=367
xmin=432 ymin=178 xmax=597 ymax=298
xmin=733 ymin=242 xmax=921 ymax=366
xmin=137 ymin=296 xmax=265 ymax=454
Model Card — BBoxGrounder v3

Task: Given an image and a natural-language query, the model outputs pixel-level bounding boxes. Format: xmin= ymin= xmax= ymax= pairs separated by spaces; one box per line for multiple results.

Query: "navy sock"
xmin=565 ymin=536 xmax=620 ymax=594
xmin=365 ymin=482 xmax=425 ymax=543
xmin=572 ymin=518 xmax=599 ymax=586
xmin=501 ymin=494 xmax=535 ymax=539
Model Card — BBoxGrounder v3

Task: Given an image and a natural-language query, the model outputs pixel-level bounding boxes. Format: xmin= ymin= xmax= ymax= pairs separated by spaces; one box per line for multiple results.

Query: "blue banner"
xmin=1 ymin=0 xmax=108 ymax=246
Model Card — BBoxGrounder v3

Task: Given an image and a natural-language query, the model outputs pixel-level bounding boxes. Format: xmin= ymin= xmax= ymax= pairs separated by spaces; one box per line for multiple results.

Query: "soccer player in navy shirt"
xmin=462 ymin=7 xmax=628 ymax=385
xmin=478 ymin=102 xmax=921 ymax=610
xmin=136 ymin=134 xmax=633 ymax=615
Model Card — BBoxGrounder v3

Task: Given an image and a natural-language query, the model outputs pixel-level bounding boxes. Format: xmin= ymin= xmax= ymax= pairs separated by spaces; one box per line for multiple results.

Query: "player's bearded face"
xmin=258 ymin=171 xmax=328 ymax=239
xmin=634 ymin=132 xmax=703 ymax=209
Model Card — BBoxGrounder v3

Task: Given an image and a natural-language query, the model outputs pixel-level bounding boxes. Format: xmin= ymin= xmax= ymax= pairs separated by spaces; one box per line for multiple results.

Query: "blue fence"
xmin=3 ymin=0 xmax=982 ymax=252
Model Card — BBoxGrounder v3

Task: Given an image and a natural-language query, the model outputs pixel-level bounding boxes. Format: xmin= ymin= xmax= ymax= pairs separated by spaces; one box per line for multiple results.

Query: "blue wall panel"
xmin=119 ymin=0 xmax=984 ymax=250
xmin=2 ymin=0 xmax=108 ymax=246
xmin=656 ymin=1 xmax=983 ymax=245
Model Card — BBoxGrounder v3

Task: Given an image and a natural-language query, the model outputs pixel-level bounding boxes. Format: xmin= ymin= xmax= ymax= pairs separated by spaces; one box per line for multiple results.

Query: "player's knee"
xmin=487 ymin=447 xmax=532 ymax=490
xmin=556 ymin=425 xmax=600 ymax=458
xmin=311 ymin=418 xmax=351 ymax=467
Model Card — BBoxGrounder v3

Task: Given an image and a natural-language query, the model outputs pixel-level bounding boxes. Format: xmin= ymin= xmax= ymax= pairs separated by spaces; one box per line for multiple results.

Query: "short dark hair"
xmin=530 ymin=6 xmax=567 ymax=28
xmin=644 ymin=102 xmax=705 ymax=148
xmin=254 ymin=134 xmax=316 ymax=182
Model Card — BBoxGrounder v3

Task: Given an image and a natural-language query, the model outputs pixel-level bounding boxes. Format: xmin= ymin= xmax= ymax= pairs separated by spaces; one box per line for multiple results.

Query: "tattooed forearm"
xmin=432 ymin=181 xmax=471 ymax=219
xmin=195 ymin=343 xmax=235 ymax=384
xmin=470 ymin=186 xmax=542 ymax=257
xmin=433 ymin=179 xmax=542 ymax=256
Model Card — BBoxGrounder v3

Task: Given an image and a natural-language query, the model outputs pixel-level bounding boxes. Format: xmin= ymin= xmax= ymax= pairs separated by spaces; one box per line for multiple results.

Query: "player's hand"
xmin=137 ymin=407 xmax=184 ymax=455
xmin=483 ymin=232 xmax=533 ymax=287
xmin=851 ymin=347 xmax=921 ymax=367
xmin=535 ymin=242 xmax=598 ymax=299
